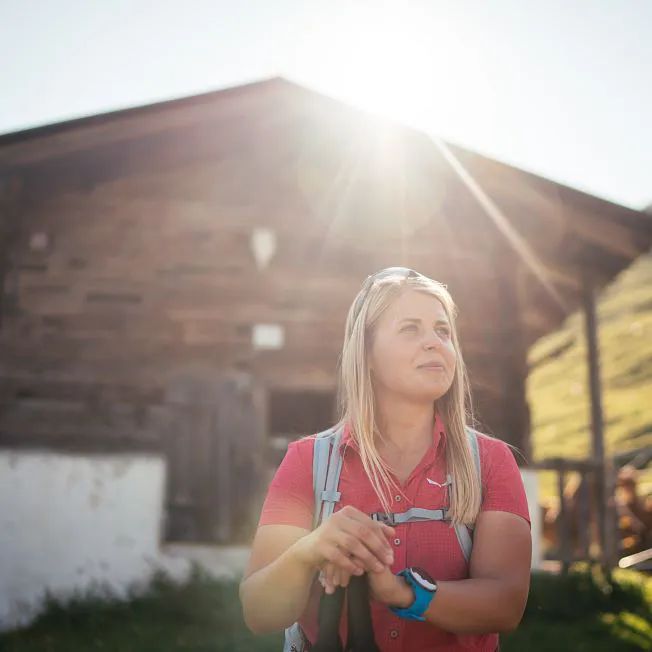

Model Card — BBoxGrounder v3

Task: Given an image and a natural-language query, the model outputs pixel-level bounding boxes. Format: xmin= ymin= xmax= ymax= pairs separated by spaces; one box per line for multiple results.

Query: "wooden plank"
xmin=0 ymin=174 xmax=24 ymax=327
xmin=557 ymin=467 xmax=571 ymax=574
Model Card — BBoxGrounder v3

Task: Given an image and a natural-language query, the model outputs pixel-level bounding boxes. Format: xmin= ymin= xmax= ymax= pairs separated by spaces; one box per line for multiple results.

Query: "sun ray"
xmin=431 ymin=136 xmax=570 ymax=314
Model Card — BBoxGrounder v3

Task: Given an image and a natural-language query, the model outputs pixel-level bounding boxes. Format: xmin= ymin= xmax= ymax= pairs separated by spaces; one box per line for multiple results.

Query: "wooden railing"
xmin=531 ymin=457 xmax=618 ymax=573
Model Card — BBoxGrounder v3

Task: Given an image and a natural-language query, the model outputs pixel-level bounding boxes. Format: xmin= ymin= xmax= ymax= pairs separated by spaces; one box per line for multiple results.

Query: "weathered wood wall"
xmin=1 ymin=79 xmax=651 ymax=469
xmin=0 ymin=158 xmax=527 ymax=452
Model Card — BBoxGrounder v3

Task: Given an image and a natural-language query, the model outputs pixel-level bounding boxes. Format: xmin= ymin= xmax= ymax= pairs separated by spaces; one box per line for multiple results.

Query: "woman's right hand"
xmin=294 ymin=505 xmax=395 ymax=577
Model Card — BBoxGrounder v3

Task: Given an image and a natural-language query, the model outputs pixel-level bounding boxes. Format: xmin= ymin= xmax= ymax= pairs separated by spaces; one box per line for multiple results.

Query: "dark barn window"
xmin=267 ymin=390 xmax=336 ymax=464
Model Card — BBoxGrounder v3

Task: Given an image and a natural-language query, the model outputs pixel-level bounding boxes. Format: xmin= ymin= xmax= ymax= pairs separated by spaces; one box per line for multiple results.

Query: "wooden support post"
xmin=557 ymin=464 xmax=570 ymax=575
xmin=576 ymin=474 xmax=591 ymax=560
xmin=582 ymin=276 xmax=617 ymax=570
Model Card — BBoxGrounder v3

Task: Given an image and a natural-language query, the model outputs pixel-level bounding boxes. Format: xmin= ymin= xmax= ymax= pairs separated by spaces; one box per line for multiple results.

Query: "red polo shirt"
xmin=258 ymin=415 xmax=531 ymax=651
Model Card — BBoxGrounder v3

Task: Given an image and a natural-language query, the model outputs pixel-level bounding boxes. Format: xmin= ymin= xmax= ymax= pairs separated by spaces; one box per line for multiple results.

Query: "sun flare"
xmin=296 ymin=3 xmax=480 ymax=130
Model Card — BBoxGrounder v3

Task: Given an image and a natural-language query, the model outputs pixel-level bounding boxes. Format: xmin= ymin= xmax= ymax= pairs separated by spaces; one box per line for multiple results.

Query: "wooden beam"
xmin=582 ymin=274 xmax=618 ymax=569
xmin=566 ymin=213 xmax=646 ymax=261
xmin=446 ymin=141 xmax=652 ymax=260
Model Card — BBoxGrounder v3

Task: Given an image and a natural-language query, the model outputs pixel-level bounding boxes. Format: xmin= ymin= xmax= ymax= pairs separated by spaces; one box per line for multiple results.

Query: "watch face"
xmin=409 ymin=567 xmax=437 ymax=592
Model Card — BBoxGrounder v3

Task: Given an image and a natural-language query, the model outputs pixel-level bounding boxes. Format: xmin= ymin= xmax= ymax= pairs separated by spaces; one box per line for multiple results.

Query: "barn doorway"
xmin=163 ymin=373 xmax=266 ymax=544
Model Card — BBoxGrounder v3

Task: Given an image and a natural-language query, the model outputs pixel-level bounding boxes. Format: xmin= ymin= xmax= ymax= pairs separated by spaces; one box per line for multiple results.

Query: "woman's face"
xmin=369 ymin=289 xmax=456 ymax=403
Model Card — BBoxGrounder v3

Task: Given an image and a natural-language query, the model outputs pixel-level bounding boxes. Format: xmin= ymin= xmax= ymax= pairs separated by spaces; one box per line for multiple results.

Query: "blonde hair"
xmin=336 ymin=269 xmax=483 ymax=525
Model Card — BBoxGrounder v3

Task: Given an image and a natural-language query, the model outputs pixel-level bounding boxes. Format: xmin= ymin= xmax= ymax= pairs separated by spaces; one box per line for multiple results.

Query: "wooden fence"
xmin=533 ymin=448 xmax=651 ymax=573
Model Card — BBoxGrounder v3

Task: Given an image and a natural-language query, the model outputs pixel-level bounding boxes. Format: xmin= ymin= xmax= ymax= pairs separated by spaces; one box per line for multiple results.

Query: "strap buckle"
xmin=371 ymin=511 xmax=396 ymax=526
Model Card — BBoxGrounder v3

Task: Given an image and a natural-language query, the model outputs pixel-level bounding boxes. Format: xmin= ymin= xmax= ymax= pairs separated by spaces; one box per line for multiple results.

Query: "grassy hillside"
xmin=527 ymin=250 xmax=652 ymax=497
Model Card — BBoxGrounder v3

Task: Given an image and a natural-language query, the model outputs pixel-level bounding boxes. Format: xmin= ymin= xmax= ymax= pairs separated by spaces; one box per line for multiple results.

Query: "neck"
xmin=374 ymin=392 xmax=437 ymax=456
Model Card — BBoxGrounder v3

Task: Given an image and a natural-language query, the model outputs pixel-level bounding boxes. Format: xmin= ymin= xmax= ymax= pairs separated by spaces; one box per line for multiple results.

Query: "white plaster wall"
xmin=520 ymin=468 xmax=542 ymax=569
xmin=0 ymin=450 xmax=190 ymax=632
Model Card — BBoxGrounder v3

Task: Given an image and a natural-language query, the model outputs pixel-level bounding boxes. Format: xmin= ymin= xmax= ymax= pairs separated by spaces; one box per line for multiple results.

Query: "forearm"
xmin=423 ymin=577 xmax=525 ymax=633
xmin=388 ymin=576 xmax=525 ymax=634
xmin=239 ymin=538 xmax=318 ymax=634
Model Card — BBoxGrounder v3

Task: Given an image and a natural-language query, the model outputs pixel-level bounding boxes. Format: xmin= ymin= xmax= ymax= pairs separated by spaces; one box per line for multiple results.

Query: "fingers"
xmin=344 ymin=506 xmax=397 ymax=547
xmin=312 ymin=506 xmax=397 ymax=575
xmin=330 ymin=566 xmax=341 ymax=593
xmin=321 ymin=542 xmax=363 ymax=576
xmin=337 ymin=511 xmax=395 ymax=572
xmin=336 ymin=532 xmax=388 ymax=572
xmin=320 ymin=562 xmax=336 ymax=594
xmin=321 ymin=560 xmax=360 ymax=594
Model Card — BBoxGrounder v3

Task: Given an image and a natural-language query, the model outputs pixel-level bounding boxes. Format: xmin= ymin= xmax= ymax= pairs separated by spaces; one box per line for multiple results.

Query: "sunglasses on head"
xmin=350 ymin=267 xmax=432 ymax=322
xmin=367 ymin=266 xmax=421 ymax=281
xmin=359 ymin=266 xmax=437 ymax=299
xmin=362 ymin=266 xmax=421 ymax=289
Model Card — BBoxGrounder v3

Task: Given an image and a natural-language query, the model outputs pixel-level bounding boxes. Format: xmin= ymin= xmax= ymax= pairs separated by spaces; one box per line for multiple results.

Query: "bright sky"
xmin=1 ymin=0 xmax=650 ymax=209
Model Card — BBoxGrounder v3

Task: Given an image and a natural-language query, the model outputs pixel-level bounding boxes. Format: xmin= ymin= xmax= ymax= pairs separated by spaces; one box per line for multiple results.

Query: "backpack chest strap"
xmin=371 ymin=506 xmax=474 ymax=563
xmin=371 ymin=507 xmax=449 ymax=526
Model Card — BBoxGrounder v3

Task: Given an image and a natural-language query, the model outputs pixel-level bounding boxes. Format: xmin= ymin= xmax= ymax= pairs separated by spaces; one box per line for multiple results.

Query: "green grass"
xmin=527 ymin=251 xmax=652 ymax=498
xmin=1 ymin=565 xmax=650 ymax=652
xmin=503 ymin=565 xmax=652 ymax=652
xmin=0 ymin=568 xmax=281 ymax=652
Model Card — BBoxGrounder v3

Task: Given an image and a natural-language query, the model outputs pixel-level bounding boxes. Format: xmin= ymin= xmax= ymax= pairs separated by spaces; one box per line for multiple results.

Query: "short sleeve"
xmin=479 ymin=437 xmax=531 ymax=527
xmin=257 ymin=437 xmax=315 ymax=530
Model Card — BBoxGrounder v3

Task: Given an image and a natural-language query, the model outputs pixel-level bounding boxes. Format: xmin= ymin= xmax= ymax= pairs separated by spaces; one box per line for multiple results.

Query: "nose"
xmin=423 ymin=331 xmax=442 ymax=350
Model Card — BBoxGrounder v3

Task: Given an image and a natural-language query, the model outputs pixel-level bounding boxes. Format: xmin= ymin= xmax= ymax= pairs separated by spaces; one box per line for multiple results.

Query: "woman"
xmin=240 ymin=267 xmax=532 ymax=651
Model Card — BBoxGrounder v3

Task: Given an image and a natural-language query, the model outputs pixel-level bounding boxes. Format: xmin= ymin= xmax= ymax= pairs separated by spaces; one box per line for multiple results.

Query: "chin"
xmin=419 ymin=381 xmax=452 ymax=402
xmin=409 ymin=385 xmax=449 ymax=403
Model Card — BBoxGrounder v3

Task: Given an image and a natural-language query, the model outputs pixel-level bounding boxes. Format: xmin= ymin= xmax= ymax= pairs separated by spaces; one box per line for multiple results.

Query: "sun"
xmin=292 ymin=3 xmax=478 ymax=131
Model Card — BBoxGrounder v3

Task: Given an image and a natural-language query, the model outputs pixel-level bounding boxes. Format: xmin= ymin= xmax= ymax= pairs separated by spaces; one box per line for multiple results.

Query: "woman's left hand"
xmin=367 ymin=564 xmax=411 ymax=606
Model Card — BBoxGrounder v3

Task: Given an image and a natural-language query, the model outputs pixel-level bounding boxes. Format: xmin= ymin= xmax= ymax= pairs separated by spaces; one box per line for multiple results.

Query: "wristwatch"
xmin=389 ymin=567 xmax=438 ymax=622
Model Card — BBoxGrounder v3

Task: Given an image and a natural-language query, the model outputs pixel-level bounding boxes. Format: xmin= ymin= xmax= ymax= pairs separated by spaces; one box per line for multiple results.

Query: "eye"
xmin=400 ymin=324 xmax=418 ymax=333
xmin=436 ymin=326 xmax=451 ymax=337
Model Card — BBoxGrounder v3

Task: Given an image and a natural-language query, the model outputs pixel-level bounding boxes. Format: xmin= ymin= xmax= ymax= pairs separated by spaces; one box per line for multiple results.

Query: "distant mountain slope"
xmin=527 ymin=249 xmax=652 ymax=495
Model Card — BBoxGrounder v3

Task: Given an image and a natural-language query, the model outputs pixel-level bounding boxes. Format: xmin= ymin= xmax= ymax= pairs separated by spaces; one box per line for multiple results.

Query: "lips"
xmin=418 ymin=362 xmax=445 ymax=370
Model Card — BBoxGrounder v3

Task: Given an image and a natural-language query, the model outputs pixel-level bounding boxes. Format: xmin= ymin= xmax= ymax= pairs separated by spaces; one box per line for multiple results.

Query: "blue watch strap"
xmin=389 ymin=569 xmax=436 ymax=622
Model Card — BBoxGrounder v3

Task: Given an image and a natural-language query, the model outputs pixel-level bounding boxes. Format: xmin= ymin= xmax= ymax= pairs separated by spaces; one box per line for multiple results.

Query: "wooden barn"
xmin=0 ymin=79 xmax=651 ymax=613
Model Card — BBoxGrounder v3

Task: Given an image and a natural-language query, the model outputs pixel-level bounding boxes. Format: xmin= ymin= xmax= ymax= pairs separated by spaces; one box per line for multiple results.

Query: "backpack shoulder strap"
xmin=452 ymin=427 xmax=483 ymax=563
xmin=312 ymin=425 xmax=345 ymax=530
xmin=467 ymin=426 xmax=481 ymax=483
xmin=286 ymin=428 xmax=342 ymax=651
xmin=312 ymin=428 xmax=334 ymax=528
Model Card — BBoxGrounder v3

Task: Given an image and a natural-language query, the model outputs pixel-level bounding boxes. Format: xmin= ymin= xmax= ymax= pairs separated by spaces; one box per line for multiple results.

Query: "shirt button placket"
xmin=393 ymin=529 xmax=406 ymax=580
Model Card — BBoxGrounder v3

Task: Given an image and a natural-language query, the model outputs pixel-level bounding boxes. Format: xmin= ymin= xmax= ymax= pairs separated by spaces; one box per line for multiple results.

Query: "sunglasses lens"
xmin=373 ymin=267 xmax=418 ymax=281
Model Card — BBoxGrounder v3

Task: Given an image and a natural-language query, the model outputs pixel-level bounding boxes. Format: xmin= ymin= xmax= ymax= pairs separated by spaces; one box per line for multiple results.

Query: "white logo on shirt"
xmin=426 ymin=477 xmax=451 ymax=488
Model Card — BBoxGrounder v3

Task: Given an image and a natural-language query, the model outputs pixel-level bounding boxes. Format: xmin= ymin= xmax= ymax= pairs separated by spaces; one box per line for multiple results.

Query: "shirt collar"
xmin=338 ymin=412 xmax=447 ymax=459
